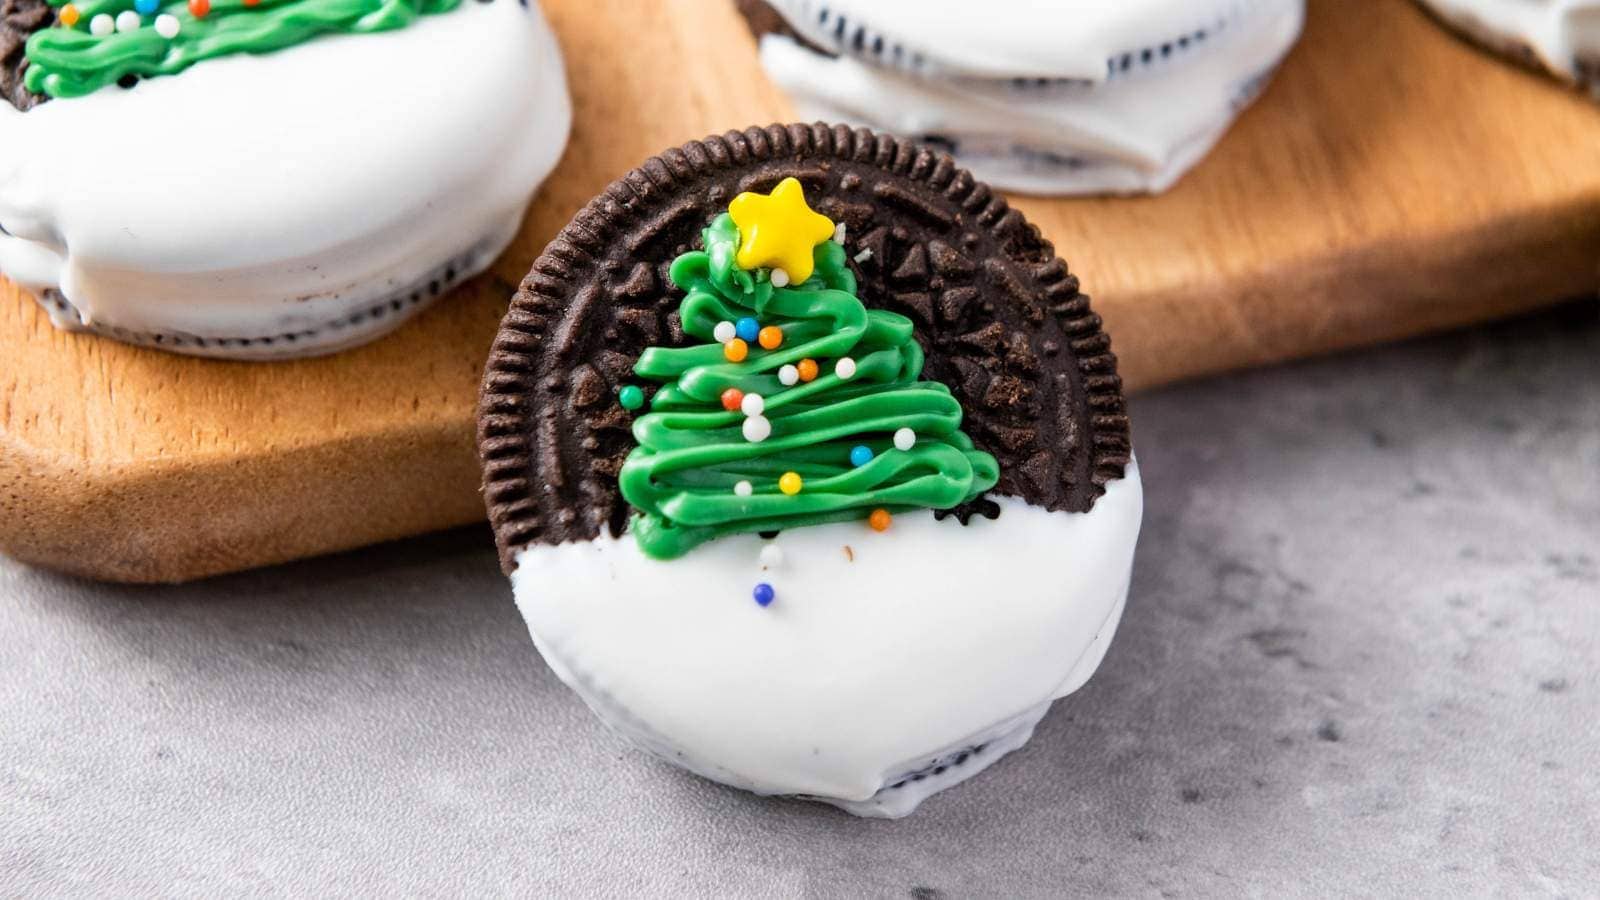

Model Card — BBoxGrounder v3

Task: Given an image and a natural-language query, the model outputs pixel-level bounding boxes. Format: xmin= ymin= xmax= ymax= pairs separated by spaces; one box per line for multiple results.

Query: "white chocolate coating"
xmin=0 ymin=0 xmax=570 ymax=359
xmin=1416 ymin=0 xmax=1600 ymax=91
xmin=511 ymin=463 xmax=1143 ymax=817
xmin=754 ymin=0 xmax=1304 ymax=195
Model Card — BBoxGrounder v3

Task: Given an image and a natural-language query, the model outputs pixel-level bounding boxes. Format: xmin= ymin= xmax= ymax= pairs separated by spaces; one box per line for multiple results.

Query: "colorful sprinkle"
xmin=713 ymin=320 xmax=737 ymax=343
xmin=720 ymin=387 xmax=745 ymax=412
xmin=849 ymin=445 xmax=873 ymax=467
xmin=734 ymin=480 xmax=753 ymax=497
xmin=894 ymin=427 xmax=917 ymax=451
xmin=89 ymin=12 xmax=112 ymax=34
xmin=778 ymin=364 xmax=799 ymax=386
xmin=133 ymin=0 xmax=158 ymax=14
xmin=727 ymin=178 xmax=836 ymax=283
xmin=740 ymin=393 xmax=765 ymax=417
xmin=779 ymin=471 xmax=803 ymax=495
xmin=115 ymin=9 xmax=140 ymax=32
xmin=154 ymin=12 xmax=179 ymax=37
xmin=243 ymin=0 xmax=260 ymax=6
xmin=59 ymin=4 xmax=80 ymax=27
xmin=753 ymin=583 xmax=776 ymax=607
xmin=617 ymin=385 xmax=644 ymax=410
xmin=868 ymin=508 xmax=892 ymax=532
xmin=835 ymin=357 xmax=857 ymax=379
xmin=742 ymin=416 xmax=772 ymax=443
xmin=797 ymin=358 xmax=819 ymax=382
xmin=758 ymin=325 xmax=783 ymax=350
xmin=770 ymin=268 xmax=791 ymax=288
xmin=723 ymin=338 xmax=749 ymax=363
xmin=735 ymin=317 xmax=759 ymax=342
xmin=759 ymin=544 xmax=783 ymax=568
xmin=188 ymin=0 xmax=210 ymax=17
xmin=833 ymin=222 xmax=847 ymax=243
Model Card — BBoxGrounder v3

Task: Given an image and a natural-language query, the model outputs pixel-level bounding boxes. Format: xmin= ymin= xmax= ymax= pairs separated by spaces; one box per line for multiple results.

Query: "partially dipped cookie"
xmin=0 ymin=0 xmax=569 ymax=358
xmin=479 ymin=125 xmax=1141 ymax=817
xmin=737 ymin=0 xmax=1304 ymax=195
xmin=1415 ymin=0 xmax=1600 ymax=96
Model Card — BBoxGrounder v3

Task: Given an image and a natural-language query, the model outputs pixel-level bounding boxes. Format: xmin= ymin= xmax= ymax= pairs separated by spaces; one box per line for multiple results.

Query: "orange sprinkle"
xmin=720 ymin=387 xmax=744 ymax=411
xmin=243 ymin=0 xmax=260 ymax=6
xmin=868 ymin=508 xmax=891 ymax=532
xmin=59 ymin=3 xmax=80 ymax=26
xmin=779 ymin=472 xmax=803 ymax=495
xmin=758 ymin=325 xmax=783 ymax=350
xmin=723 ymin=338 xmax=749 ymax=363
xmin=797 ymin=358 xmax=818 ymax=382
xmin=188 ymin=0 xmax=210 ymax=16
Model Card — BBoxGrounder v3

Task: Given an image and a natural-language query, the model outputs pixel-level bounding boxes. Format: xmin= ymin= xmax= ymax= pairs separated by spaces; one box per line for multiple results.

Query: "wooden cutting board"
xmin=3 ymin=0 xmax=1599 ymax=583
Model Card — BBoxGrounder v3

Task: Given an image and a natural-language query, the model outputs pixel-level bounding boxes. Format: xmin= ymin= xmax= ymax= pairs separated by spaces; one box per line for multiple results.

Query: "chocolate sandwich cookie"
xmin=1414 ymin=0 xmax=1600 ymax=96
xmin=0 ymin=0 xmax=569 ymax=359
xmin=736 ymin=0 xmax=1305 ymax=196
xmin=480 ymin=124 xmax=1142 ymax=817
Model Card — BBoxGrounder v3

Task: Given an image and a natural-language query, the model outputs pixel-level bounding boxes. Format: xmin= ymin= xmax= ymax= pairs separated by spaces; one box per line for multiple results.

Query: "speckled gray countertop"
xmin=3 ymin=303 xmax=1597 ymax=897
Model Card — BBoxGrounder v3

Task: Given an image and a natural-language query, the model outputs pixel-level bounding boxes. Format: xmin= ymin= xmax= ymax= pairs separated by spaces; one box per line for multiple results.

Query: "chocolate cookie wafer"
xmin=479 ymin=124 xmax=1142 ymax=817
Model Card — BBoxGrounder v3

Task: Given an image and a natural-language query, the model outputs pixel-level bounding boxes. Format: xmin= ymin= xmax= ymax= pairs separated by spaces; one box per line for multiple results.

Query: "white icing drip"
xmin=510 ymin=463 xmax=1143 ymax=817
xmin=0 ymin=0 xmax=570 ymax=358
xmin=754 ymin=0 xmax=1304 ymax=195
xmin=1417 ymin=0 xmax=1600 ymax=87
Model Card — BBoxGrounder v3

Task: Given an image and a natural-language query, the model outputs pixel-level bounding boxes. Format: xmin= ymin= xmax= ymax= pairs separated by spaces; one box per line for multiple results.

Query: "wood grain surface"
xmin=3 ymin=0 xmax=1598 ymax=583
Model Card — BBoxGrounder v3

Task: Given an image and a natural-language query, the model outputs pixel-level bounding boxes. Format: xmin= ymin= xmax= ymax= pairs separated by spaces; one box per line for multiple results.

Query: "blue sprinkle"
xmin=735 ymin=316 xmax=760 ymax=342
xmin=752 ymin=583 xmax=775 ymax=607
xmin=133 ymin=0 xmax=157 ymax=14
xmin=849 ymin=445 xmax=873 ymax=467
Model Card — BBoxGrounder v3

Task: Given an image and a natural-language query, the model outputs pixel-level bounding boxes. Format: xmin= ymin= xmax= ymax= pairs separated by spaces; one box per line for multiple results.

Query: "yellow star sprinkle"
xmin=728 ymin=177 xmax=836 ymax=285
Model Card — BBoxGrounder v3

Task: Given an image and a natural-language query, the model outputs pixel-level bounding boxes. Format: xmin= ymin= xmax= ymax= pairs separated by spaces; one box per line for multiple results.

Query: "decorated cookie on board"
xmin=0 ymin=0 xmax=569 ymax=358
xmin=478 ymin=124 xmax=1142 ymax=817
xmin=1415 ymin=0 xmax=1600 ymax=96
xmin=736 ymin=0 xmax=1305 ymax=196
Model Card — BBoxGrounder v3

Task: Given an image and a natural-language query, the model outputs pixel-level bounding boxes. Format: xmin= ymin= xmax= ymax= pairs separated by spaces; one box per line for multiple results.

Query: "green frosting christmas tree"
xmin=617 ymin=177 xmax=999 ymax=560
xmin=27 ymin=0 xmax=459 ymax=100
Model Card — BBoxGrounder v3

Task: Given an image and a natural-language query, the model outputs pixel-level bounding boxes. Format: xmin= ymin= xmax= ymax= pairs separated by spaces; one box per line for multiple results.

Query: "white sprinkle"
xmin=834 ymin=357 xmax=857 ymax=379
xmin=833 ymin=222 xmax=847 ymax=244
xmin=740 ymin=393 xmax=765 ymax=417
xmin=778 ymin=364 xmax=799 ymax=387
xmin=713 ymin=320 xmax=736 ymax=343
xmin=734 ymin=480 xmax=753 ymax=497
xmin=742 ymin=415 xmax=772 ymax=443
xmin=770 ymin=268 xmax=790 ymax=288
xmin=89 ymin=13 xmax=114 ymax=35
xmin=115 ymin=9 xmax=140 ymax=32
xmin=853 ymin=248 xmax=874 ymax=264
xmin=154 ymin=12 xmax=179 ymax=37
xmin=894 ymin=427 xmax=916 ymax=451
xmin=760 ymin=544 xmax=784 ymax=569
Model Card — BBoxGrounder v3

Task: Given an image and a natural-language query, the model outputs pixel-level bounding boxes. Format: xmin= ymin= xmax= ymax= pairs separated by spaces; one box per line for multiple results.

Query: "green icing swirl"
xmin=618 ymin=214 xmax=1000 ymax=560
xmin=25 ymin=0 xmax=460 ymax=100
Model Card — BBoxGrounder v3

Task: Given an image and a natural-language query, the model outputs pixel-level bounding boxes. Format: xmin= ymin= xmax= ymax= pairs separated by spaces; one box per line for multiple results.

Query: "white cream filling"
xmin=1417 ymin=0 xmax=1600 ymax=86
xmin=754 ymin=0 xmax=1304 ymax=195
xmin=511 ymin=463 xmax=1142 ymax=816
xmin=0 ymin=0 xmax=570 ymax=357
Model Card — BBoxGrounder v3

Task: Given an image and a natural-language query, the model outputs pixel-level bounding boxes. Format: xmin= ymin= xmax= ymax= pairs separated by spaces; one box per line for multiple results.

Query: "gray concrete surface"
xmin=3 ymin=303 xmax=1598 ymax=897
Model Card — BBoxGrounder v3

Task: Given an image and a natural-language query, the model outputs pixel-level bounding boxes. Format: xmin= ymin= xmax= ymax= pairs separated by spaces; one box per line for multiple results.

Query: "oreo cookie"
xmin=0 ymin=0 xmax=570 ymax=359
xmin=1415 ymin=0 xmax=1600 ymax=96
xmin=479 ymin=124 xmax=1142 ymax=817
xmin=734 ymin=0 xmax=1306 ymax=195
